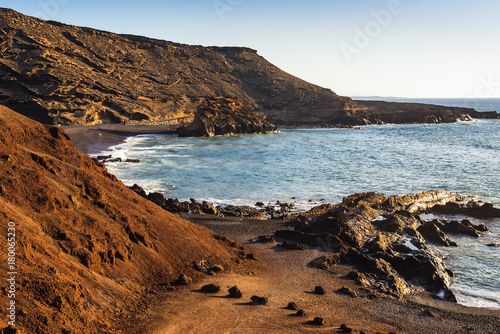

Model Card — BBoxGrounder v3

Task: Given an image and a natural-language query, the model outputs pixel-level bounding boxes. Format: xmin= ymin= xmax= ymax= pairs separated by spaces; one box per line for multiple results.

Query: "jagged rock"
xmin=273 ymin=191 xmax=491 ymax=301
xmin=228 ymin=286 xmax=243 ymax=298
xmin=431 ymin=200 xmax=500 ymax=218
xmin=128 ymin=185 xmax=221 ymax=216
xmin=436 ymin=219 xmax=488 ymax=237
xmin=125 ymin=159 xmax=141 ymax=163
xmin=217 ymin=204 xmax=263 ymax=218
xmin=177 ymin=97 xmax=278 ymax=137
xmin=346 ymin=271 xmax=372 ymax=286
xmin=286 ymin=302 xmax=298 ymax=310
xmin=385 ymin=190 xmax=469 ymax=214
xmin=312 ymin=317 xmax=325 ymax=326
xmin=103 ymin=157 xmax=122 ymax=163
xmin=417 ymin=222 xmax=458 ymax=247
xmin=200 ymin=283 xmax=221 ymax=293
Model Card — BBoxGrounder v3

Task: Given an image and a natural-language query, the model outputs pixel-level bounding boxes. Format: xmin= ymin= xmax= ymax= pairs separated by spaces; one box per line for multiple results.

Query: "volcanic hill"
xmin=0 ymin=7 xmax=355 ymax=126
xmin=0 ymin=105 xmax=245 ymax=333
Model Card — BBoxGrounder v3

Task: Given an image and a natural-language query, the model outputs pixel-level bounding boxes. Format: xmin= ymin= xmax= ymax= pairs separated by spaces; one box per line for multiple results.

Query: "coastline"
xmin=62 ymin=123 xmax=178 ymax=155
xmin=131 ymin=212 xmax=500 ymax=333
xmin=63 ymin=125 xmax=500 ymax=333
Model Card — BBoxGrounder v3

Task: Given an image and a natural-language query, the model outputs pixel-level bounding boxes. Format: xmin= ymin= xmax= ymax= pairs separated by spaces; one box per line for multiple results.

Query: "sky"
xmin=2 ymin=0 xmax=500 ymax=98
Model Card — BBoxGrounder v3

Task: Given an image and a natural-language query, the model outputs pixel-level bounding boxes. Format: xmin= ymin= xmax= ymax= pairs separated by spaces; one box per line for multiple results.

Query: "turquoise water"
xmin=99 ymin=98 xmax=500 ymax=309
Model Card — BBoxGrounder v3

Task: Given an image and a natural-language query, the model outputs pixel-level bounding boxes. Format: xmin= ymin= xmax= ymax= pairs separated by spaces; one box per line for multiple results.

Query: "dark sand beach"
xmin=63 ymin=123 xmax=180 ymax=154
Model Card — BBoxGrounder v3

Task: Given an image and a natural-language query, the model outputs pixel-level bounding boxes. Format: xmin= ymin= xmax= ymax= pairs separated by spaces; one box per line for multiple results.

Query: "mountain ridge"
xmin=0 ymin=7 xmax=355 ymax=126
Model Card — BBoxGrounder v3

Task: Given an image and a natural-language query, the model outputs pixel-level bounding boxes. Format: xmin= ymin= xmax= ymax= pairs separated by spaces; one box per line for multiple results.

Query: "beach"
xmin=126 ymin=213 xmax=500 ymax=333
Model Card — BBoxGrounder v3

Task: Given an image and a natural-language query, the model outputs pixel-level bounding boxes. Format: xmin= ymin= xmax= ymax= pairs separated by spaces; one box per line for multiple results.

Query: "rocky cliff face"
xmin=177 ymin=97 xmax=278 ymax=137
xmin=0 ymin=8 xmax=355 ymax=126
xmin=0 ymin=106 xmax=245 ymax=333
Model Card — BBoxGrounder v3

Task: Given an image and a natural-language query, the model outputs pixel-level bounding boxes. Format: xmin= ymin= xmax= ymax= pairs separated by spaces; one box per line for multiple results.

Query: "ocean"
xmin=96 ymin=98 xmax=500 ymax=310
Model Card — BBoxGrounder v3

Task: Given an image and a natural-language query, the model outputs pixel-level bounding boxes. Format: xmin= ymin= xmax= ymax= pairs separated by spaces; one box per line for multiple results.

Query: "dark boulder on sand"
xmin=228 ymin=286 xmax=243 ymax=298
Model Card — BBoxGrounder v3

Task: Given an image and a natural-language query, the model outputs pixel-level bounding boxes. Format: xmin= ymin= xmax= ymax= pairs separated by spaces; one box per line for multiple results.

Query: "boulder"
xmin=295 ymin=309 xmax=306 ymax=317
xmin=314 ymin=286 xmax=326 ymax=295
xmin=201 ymin=284 xmax=221 ymax=293
xmin=228 ymin=286 xmax=243 ymax=298
xmin=250 ymin=295 xmax=268 ymax=305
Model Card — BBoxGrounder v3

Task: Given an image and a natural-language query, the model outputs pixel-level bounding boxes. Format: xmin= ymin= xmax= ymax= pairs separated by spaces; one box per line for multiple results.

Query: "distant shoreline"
xmin=63 ymin=123 xmax=179 ymax=155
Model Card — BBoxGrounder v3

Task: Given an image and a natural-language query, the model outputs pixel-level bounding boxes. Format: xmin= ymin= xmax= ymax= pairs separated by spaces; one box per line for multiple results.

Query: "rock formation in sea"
xmin=273 ymin=191 xmax=498 ymax=301
xmin=177 ymin=97 xmax=278 ymax=137
xmin=0 ymin=106 xmax=246 ymax=334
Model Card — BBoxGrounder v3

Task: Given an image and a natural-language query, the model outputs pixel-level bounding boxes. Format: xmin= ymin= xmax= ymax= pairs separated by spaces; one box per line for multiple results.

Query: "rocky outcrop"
xmin=265 ymin=101 xmax=500 ymax=127
xmin=177 ymin=97 xmax=277 ymax=137
xmin=0 ymin=106 xmax=243 ymax=334
xmin=0 ymin=8 xmax=354 ymax=126
xmin=274 ymin=191 xmax=497 ymax=301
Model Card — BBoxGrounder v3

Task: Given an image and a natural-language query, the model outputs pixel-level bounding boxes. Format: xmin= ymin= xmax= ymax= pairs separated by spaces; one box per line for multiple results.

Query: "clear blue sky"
xmin=3 ymin=0 xmax=500 ymax=98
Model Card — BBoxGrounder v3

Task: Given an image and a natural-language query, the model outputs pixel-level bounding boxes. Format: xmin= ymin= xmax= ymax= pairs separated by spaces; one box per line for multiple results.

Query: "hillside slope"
xmin=0 ymin=8 xmax=355 ymax=126
xmin=0 ymin=105 xmax=244 ymax=333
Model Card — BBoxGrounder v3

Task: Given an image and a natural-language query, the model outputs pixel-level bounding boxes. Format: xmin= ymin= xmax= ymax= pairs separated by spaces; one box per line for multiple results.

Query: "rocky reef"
xmin=272 ymin=191 xmax=499 ymax=301
xmin=177 ymin=97 xmax=278 ymax=137
xmin=0 ymin=8 xmax=354 ymax=126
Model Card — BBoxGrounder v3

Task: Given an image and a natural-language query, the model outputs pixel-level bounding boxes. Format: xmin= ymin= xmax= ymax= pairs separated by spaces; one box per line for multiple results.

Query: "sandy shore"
xmin=127 ymin=214 xmax=500 ymax=334
xmin=62 ymin=123 xmax=179 ymax=155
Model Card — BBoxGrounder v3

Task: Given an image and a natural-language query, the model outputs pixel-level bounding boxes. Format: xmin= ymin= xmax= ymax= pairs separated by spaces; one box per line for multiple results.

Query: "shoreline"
xmin=63 ymin=123 xmax=500 ymax=316
xmin=62 ymin=123 xmax=179 ymax=155
xmin=132 ymin=212 xmax=500 ymax=333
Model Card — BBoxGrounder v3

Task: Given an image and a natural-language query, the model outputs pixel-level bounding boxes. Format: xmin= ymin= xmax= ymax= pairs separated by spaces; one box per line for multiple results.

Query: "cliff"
xmin=177 ymin=97 xmax=278 ymax=137
xmin=0 ymin=105 xmax=245 ymax=333
xmin=0 ymin=8 xmax=355 ymax=126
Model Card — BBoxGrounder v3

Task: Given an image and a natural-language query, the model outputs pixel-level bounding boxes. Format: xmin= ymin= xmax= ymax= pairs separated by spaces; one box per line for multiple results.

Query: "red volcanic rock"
xmin=0 ymin=105 xmax=241 ymax=334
